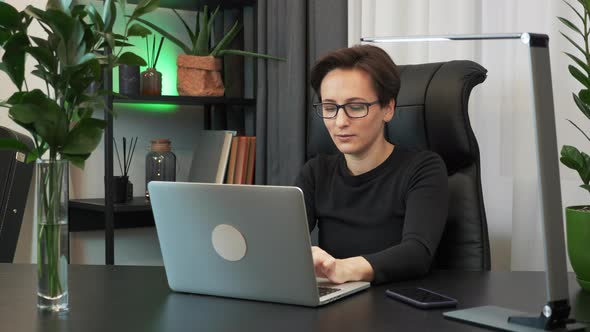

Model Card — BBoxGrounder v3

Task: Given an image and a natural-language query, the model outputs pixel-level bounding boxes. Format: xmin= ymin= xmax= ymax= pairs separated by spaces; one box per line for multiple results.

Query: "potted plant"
xmin=0 ymin=0 xmax=158 ymax=311
xmin=134 ymin=5 xmax=284 ymax=96
xmin=558 ymin=0 xmax=590 ymax=292
xmin=115 ymin=3 xmax=153 ymax=95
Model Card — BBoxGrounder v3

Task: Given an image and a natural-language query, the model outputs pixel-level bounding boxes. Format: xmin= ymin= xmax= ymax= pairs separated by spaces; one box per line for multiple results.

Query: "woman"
xmin=295 ymin=45 xmax=449 ymax=285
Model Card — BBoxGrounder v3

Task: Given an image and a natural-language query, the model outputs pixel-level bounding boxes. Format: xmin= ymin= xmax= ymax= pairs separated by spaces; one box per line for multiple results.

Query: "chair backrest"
xmin=0 ymin=126 xmax=34 ymax=263
xmin=306 ymin=60 xmax=491 ymax=271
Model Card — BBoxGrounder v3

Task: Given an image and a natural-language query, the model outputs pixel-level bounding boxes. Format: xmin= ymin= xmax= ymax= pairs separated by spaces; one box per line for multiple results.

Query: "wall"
xmin=3 ymin=0 xmax=205 ymax=265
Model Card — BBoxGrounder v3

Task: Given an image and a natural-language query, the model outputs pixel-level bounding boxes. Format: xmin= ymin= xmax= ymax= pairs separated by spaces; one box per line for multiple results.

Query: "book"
xmin=245 ymin=137 xmax=256 ymax=184
xmin=233 ymin=136 xmax=250 ymax=185
xmin=188 ymin=130 xmax=236 ymax=183
xmin=226 ymin=137 xmax=240 ymax=184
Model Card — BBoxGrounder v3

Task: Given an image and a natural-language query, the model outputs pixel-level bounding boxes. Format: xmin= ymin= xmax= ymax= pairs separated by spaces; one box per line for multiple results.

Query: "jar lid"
xmin=151 ymin=138 xmax=171 ymax=144
xmin=150 ymin=139 xmax=172 ymax=152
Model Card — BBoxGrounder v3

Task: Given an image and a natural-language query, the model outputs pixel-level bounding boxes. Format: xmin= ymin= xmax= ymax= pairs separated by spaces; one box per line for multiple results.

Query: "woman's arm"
xmin=363 ymin=152 xmax=449 ymax=284
xmin=312 ymin=246 xmax=374 ymax=283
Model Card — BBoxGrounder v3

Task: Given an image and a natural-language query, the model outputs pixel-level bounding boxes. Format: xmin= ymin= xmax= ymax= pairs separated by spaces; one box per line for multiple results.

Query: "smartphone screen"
xmin=386 ymin=287 xmax=458 ymax=309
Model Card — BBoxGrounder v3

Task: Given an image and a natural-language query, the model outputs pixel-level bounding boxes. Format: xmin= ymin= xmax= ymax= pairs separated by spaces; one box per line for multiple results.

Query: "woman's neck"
xmin=344 ymin=139 xmax=394 ymax=176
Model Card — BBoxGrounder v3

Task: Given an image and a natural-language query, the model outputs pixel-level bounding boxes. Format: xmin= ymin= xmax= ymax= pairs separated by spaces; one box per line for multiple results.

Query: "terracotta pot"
xmin=177 ymin=55 xmax=224 ymax=96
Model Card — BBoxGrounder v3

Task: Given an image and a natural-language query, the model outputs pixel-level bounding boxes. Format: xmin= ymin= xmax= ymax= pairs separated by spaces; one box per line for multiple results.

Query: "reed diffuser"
xmin=113 ymin=137 xmax=138 ymax=202
xmin=141 ymin=35 xmax=165 ymax=95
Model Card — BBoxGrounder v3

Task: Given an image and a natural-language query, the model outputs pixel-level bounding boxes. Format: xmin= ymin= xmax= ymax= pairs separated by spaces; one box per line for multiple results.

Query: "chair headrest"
xmin=306 ymin=60 xmax=487 ymax=174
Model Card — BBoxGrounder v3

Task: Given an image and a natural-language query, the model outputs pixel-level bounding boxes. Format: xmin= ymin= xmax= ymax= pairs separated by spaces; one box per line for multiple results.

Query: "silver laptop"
xmin=148 ymin=181 xmax=370 ymax=307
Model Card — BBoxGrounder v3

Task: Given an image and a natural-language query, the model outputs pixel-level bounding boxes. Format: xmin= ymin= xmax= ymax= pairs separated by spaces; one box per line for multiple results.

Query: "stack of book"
xmin=225 ymin=136 xmax=256 ymax=184
xmin=187 ymin=131 xmax=256 ymax=185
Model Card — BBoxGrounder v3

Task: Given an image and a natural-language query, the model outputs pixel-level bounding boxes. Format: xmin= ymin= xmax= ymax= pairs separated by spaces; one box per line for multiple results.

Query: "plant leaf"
xmin=103 ymin=0 xmax=117 ymax=33
xmin=563 ymin=0 xmax=585 ymax=22
xmin=46 ymin=0 xmax=72 ymax=14
xmin=564 ymin=52 xmax=590 ymax=75
xmin=61 ymin=153 xmax=91 ymax=169
xmin=26 ymin=6 xmax=75 ymax=44
xmin=218 ymin=49 xmax=286 ymax=61
xmin=26 ymin=46 xmax=57 ymax=72
xmin=172 ymin=9 xmax=195 ymax=44
xmin=9 ymin=104 xmax=42 ymax=124
xmin=0 ymin=138 xmax=32 ymax=153
xmin=210 ymin=21 xmax=241 ymax=56
xmin=573 ymin=93 xmax=590 ymax=121
xmin=561 ymin=31 xmax=586 ymax=56
xmin=86 ymin=4 xmax=105 ymax=32
xmin=194 ymin=6 xmax=210 ymax=55
xmin=0 ymin=2 xmax=21 ymax=30
xmin=132 ymin=17 xmax=192 ymax=54
xmin=33 ymin=99 xmax=68 ymax=149
xmin=206 ymin=5 xmax=220 ymax=40
xmin=566 ymin=119 xmax=590 ymax=146
xmin=580 ymin=89 xmax=590 ymax=104
xmin=61 ymin=118 xmax=106 ymax=155
xmin=581 ymin=151 xmax=590 ymax=184
xmin=127 ymin=23 xmax=152 ymax=37
xmin=561 ymin=145 xmax=585 ymax=176
xmin=558 ymin=16 xmax=584 ymax=36
xmin=569 ymin=64 xmax=590 ymax=88
xmin=129 ymin=0 xmax=160 ymax=23
xmin=0 ymin=29 xmax=10 ymax=46
xmin=116 ymin=52 xmax=147 ymax=66
xmin=580 ymin=184 xmax=590 ymax=193
xmin=2 ymin=33 xmax=29 ymax=91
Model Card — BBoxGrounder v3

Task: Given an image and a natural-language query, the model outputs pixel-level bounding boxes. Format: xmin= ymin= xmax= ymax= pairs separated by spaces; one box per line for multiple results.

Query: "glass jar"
xmin=140 ymin=67 xmax=162 ymax=96
xmin=145 ymin=139 xmax=176 ymax=199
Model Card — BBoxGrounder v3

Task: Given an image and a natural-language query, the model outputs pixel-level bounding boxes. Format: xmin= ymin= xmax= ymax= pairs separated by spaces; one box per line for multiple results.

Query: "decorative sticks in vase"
xmin=113 ymin=137 xmax=139 ymax=202
xmin=141 ymin=35 xmax=165 ymax=95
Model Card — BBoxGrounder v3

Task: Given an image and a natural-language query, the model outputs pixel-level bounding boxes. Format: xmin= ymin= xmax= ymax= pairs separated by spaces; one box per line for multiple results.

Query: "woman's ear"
xmin=383 ymin=99 xmax=395 ymax=123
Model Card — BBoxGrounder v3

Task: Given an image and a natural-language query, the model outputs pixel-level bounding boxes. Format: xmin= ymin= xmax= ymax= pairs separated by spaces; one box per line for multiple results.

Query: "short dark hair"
xmin=310 ymin=45 xmax=401 ymax=107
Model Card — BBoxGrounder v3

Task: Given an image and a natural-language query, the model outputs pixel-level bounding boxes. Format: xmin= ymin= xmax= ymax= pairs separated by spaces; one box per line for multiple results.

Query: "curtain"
xmin=256 ymin=0 xmax=348 ymax=186
xmin=349 ymin=0 xmax=580 ymax=272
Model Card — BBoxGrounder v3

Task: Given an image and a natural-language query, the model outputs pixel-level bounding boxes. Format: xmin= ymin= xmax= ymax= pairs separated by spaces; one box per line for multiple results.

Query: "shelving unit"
xmin=69 ymin=0 xmax=258 ymax=265
xmin=113 ymin=96 xmax=256 ymax=106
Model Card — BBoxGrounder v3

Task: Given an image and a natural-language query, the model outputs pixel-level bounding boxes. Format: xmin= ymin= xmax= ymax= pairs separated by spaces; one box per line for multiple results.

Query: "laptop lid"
xmin=149 ymin=181 xmax=340 ymax=306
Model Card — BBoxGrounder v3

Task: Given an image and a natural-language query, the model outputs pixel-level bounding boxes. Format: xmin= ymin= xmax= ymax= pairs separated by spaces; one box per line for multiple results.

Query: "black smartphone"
xmin=385 ymin=287 xmax=458 ymax=309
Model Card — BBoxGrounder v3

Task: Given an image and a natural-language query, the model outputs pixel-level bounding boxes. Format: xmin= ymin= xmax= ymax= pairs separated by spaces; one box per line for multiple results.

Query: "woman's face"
xmin=319 ymin=68 xmax=394 ymax=158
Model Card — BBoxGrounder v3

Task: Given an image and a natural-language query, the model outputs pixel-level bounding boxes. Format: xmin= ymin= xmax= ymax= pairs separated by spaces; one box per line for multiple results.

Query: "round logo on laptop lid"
xmin=211 ymin=224 xmax=247 ymax=261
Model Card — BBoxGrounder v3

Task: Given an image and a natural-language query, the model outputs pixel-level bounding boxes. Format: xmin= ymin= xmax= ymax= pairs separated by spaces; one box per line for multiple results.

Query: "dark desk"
xmin=1 ymin=264 xmax=588 ymax=332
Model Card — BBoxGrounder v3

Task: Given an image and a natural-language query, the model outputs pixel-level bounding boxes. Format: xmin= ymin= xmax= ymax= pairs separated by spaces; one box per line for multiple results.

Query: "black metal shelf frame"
xmin=99 ymin=0 xmax=257 ymax=265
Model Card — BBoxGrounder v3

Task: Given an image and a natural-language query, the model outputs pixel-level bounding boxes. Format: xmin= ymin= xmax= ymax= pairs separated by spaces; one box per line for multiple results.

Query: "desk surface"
xmin=1 ymin=264 xmax=588 ymax=332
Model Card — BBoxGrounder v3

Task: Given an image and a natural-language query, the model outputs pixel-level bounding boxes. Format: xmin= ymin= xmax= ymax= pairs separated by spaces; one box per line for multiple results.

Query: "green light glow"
xmin=119 ymin=103 xmax=179 ymax=114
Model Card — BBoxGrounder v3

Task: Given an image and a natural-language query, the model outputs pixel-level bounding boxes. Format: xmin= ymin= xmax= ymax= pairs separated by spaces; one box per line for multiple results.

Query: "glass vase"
xmin=140 ymin=67 xmax=162 ymax=96
xmin=145 ymin=139 xmax=176 ymax=199
xmin=36 ymin=159 xmax=69 ymax=312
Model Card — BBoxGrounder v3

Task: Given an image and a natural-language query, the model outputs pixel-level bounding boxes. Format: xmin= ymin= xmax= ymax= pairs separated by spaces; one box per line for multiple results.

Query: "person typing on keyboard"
xmin=295 ymin=45 xmax=449 ymax=285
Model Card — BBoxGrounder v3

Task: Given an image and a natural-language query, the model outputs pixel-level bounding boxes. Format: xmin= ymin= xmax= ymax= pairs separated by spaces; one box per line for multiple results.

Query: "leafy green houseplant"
xmin=558 ymin=0 xmax=590 ymax=292
xmin=0 ymin=0 xmax=158 ymax=311
xmin=134 ymin=5 xmax=284 ymax=96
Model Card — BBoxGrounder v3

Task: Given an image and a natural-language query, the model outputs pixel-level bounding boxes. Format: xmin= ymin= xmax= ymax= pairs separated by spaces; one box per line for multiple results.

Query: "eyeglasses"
xmin=312 ymin=100 xmax=380 ymax=119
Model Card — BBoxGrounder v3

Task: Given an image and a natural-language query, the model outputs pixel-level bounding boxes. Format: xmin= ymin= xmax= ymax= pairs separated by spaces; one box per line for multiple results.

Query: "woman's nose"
xmin=334 ymin=108 xmax=350 ymax=127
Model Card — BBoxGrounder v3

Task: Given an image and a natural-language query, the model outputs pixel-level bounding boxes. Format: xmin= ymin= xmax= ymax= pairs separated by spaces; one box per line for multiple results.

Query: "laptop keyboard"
xmin=318 ymin=286 xmax=341 ymax=297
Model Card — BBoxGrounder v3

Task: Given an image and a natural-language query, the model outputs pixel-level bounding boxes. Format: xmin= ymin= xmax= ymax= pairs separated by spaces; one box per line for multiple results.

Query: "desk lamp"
xmin=361 ymin=33 xmax=585 ymax=332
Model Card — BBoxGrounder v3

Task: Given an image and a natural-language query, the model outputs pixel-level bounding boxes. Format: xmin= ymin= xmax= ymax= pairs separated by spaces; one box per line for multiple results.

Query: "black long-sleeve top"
xmin=294 ymin=147 xmax=449 ymax=284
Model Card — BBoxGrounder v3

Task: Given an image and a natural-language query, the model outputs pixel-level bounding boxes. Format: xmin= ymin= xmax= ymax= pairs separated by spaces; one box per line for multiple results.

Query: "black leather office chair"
xmin=306 ymin=60 xmax=491 ymax=271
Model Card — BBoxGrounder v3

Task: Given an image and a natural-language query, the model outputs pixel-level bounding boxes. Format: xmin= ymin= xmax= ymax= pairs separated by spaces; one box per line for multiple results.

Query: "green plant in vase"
xmin=134 ymin=5 xmax=285 ymax=96
xmin=0 ymin=0 xmax=159 ymax=311
xmin=558 ymin=0 xmax=590 ymax=292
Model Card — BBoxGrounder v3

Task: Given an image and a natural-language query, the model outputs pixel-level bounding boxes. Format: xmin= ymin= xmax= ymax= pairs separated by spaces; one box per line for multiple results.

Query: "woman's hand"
xmin=311 ymin=246 xmax=374 ymax=284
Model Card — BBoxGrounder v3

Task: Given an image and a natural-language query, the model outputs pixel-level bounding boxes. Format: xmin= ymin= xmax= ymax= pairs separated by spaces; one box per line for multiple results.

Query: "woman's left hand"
xmin=311 ymin=246 xmax=374 ymax=284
